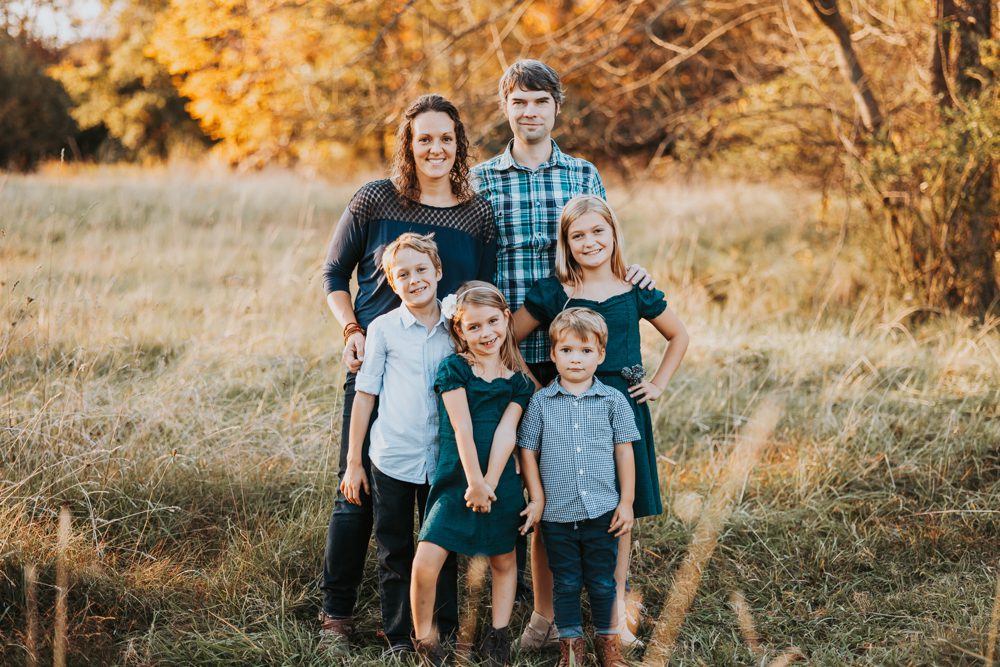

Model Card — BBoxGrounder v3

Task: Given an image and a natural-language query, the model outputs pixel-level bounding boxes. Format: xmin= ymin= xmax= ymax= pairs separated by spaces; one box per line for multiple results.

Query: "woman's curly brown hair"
xmin=390 ymin=94 xmax=473 ymax=205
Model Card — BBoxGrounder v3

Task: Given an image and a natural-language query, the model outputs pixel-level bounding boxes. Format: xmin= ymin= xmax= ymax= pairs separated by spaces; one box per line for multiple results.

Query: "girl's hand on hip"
xmin=628 ymin=379 xmax=662 ymax=404
xmin=339 ymin=462 xmax=369 ymax=505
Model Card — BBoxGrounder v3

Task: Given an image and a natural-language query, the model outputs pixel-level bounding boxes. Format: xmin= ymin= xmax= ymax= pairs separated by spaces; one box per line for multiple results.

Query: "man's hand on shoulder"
xmin=625 ymin=264 xmax=655 ymax=290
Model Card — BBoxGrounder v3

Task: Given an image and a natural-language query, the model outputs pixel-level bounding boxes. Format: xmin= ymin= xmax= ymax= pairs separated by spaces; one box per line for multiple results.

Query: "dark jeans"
xmin=321 ymin=372 xmax=375 ymax=620
xmin=541 ymin=511 xmax=618 ymax=638
xmin=370 ymin=464 xmax=459 ymax=647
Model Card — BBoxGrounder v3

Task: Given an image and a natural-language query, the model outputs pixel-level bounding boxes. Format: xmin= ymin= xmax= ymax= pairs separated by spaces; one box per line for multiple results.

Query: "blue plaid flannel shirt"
xmin=472 ymin=140 xmax=606 ymax=365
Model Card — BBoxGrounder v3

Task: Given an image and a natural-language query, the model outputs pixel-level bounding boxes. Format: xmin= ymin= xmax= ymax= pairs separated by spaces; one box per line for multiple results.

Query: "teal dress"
xmin=419 ymin=354 xmax=534 ymax=556
xmin=523 ymin=277 xmax=668 ymax=518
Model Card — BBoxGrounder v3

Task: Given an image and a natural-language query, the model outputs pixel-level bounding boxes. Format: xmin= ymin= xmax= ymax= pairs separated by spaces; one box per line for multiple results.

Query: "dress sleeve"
xmin=434 ymin=355 xmax=470 ymax=394
xmin=637 ymin=286 xmax=668 ymax=320
xmin=510 ymin=373 xmax=534 ymax=409
xmin=522 ymin=278 xmax=558 ymax=324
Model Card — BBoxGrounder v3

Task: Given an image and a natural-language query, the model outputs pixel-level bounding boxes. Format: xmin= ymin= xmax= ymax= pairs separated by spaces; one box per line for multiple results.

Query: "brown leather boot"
xmin=557 ymin=636 xmax=588 ymax=666
xmin=412 ymin=631 xmax=447 ymax=667
xmin=595 ymin=634 xmax=629 ymax=667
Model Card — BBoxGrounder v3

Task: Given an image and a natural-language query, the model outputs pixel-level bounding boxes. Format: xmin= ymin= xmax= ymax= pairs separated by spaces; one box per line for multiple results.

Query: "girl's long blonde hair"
xmin=448 ymin=281 xmax=527 ymax=374
xmin=555 ymin=195 xmax=628 ymax=287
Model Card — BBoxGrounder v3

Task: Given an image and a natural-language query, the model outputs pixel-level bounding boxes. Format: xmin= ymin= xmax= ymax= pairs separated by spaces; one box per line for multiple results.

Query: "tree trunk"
xmin=936 ymin=0 xmax=997 ymax=314
xmin=807 ymin=0 xmax=883 ymax=132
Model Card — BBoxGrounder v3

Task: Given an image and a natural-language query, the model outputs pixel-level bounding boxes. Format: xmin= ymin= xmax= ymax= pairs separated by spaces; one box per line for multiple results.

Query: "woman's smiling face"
xmin=410 ymin=111 xmax=457 ymax=184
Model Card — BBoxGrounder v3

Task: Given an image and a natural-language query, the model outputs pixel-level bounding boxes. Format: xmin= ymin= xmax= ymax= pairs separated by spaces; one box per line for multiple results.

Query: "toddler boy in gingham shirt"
xmin=518 ymin=379 xmax=639 ymax=523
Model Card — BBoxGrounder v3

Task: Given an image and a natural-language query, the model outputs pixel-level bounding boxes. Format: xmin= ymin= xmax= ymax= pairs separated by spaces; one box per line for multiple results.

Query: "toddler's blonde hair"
xmin=549 ymin=307 xmax=609 ymax=351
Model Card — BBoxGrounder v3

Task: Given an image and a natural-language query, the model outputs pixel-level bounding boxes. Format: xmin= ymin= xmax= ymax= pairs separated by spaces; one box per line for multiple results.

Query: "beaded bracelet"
xmin=342 ymin=322 xmax=365 ymax=344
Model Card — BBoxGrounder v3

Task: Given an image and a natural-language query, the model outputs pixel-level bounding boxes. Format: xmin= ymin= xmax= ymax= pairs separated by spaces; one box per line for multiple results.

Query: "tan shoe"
xmin=557 ymin=636 xmax=588 ymax=666
xmin=318 ymin=610 xmax=352 ymax=641
xmin=595 ymin=634 xmax=629 ymax=667
xmin=517 ymin=610 xmax=560 ymax=651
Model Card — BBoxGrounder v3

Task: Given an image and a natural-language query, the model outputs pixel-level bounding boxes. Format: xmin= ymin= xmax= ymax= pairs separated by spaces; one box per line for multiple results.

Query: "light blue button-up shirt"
xmin=355 ymin=303 xmax=454 ymax=485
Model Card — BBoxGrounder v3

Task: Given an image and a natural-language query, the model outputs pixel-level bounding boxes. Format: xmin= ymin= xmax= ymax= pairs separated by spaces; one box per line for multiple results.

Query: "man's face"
xmin=503 ymin=86 xmax=559 ymax=146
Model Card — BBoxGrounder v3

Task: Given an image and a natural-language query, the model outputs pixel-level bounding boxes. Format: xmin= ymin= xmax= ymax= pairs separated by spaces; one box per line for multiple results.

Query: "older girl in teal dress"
xmin=512 ymin=195 xmax=689 ymax=646
xmin=411 ymin=281 xmax=540 ymax=666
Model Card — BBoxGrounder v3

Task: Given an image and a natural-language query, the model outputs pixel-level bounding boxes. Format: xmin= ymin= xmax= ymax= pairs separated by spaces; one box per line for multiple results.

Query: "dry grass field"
xmin=1 ymin=165 xmax=999 ymax=666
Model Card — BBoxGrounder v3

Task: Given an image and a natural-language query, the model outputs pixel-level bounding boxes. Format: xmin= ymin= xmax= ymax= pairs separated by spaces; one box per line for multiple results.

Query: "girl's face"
xmin=566 ymin=212 xmax=615 ymax=270
xmin=410 ymin=111 xmax=457 ymax=183
xmin=457 ymin=303 xmax=509 ymax=360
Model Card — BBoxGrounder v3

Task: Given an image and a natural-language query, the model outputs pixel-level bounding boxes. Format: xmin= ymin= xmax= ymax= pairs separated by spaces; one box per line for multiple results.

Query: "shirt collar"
xmin=541 ymin=376 xmax=613 ymax=398
xmin=492 ymin=139 xmax=567 ymax=171
xmin=398 ymin=302 xmax=447 ymax=331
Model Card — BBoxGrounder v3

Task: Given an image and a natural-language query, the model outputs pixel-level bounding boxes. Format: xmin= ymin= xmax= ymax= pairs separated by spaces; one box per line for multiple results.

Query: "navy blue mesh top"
xmin=322 ymin=179 xmax=497 ymax=329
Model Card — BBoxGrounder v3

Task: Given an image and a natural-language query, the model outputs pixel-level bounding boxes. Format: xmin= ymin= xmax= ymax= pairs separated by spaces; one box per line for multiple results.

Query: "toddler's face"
xmin=388 ymin=248 xmax=441 ymax=309
xmin=550 ymin=331 xmax=605 ymax=382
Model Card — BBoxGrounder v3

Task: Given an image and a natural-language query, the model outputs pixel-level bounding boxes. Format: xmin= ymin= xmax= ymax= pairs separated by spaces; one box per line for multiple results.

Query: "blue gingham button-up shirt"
xmin=518 ymin=378 xmax=640 ymax=523
xmin=472 ymin=141 xmax=606 ymax=365
xmin=355 ymin=304 xmax=453 ymax=485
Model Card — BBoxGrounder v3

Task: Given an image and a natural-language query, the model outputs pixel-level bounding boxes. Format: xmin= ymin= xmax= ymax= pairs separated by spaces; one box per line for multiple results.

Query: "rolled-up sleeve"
xmin=354 ymin=320 xmax=387 ymax=395
xmin=323 ymin=207 xmax=365 ymax=294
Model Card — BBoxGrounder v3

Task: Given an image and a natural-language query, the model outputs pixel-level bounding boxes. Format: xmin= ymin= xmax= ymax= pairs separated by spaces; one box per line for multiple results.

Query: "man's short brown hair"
xmin=549 ymin=307 xmax=608 ymax=350
xmin=498 ymin=59 xmax=565 ymax=108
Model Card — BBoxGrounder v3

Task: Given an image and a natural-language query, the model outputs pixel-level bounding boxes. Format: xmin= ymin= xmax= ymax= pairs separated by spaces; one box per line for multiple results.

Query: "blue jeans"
xmin=320 ymin=372 xmax=374 ymax=619
xmin=370 ymin=464 xmax=458 ymax=647
xmin=541 ymin=511 xmax=619 ymax=638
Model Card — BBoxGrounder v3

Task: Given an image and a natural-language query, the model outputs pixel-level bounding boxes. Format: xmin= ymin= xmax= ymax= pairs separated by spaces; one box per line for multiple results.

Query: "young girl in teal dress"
xmin=410 ymin=281 xmax=540 ymax=667
xmin=512 ymin=195 xmax=689 ymax=647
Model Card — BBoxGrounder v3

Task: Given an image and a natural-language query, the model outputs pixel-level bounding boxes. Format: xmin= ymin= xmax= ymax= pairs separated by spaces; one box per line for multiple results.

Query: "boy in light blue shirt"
xmin=339 ymin=232 xmax=458 ymax=653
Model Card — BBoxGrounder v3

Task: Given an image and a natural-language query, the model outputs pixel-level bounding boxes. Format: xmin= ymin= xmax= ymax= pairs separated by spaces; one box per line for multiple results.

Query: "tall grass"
xmin=1 ymin=165 xmax=998 ymax=665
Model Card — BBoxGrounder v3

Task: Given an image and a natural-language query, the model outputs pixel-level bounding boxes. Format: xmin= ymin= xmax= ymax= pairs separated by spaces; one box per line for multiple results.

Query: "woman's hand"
xmin=339 ymin=461 xmax=369 ymax=505
xmin=628 ymin=379 xmax=663 ymax=404
xmin=342 ymin=332 xmax=366 ymax=372
xmin=519 ymin=499 xmax=544 ymax=535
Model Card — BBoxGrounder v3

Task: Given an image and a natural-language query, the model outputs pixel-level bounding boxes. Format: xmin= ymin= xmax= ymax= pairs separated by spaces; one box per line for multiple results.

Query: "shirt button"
xmin=578 ymin=469 xmax=584 ymax=475
xmin=573 ymin=423 xmax=579 ymax=429
xmin=576 ymin=447 xmax=581 ymax=453
xmin=581 ymin=490 xmax=588 ymax=496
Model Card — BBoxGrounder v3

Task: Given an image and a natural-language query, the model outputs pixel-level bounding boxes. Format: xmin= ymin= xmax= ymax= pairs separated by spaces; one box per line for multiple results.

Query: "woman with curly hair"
xmin=318 ymin=94 xmax=497 ymax=655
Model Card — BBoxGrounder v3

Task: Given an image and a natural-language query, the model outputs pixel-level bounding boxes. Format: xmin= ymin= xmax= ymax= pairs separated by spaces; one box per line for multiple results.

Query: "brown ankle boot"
xmin=557 ymin=636 xmax=588 ymax=666
xmin=595 ymin=633 xmax=629 ymax=667
xmin=412 ymin=631 xmax=446 ymax=667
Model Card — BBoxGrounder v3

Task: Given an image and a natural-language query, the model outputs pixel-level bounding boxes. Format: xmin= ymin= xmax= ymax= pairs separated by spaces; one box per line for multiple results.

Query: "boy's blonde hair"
xmin=448 ymin=281 xmax=527 ymax=373
xmin=549 ymin=307 xmax=609 ymax=350
xmin=555 ymin=195 xmax=627 ymax=287
xmin=381 ymin=232 xmax=442 ymax=288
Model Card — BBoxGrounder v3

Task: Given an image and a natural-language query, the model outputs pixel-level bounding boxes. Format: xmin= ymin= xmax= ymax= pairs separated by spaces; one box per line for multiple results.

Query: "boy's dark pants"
xmin=370 ymin=464 xmax=459 ymax=648
xmin=320 ymin=372 xmax=374 ymax=620
xmin=540 ymin=510 xmax=618 ymax=638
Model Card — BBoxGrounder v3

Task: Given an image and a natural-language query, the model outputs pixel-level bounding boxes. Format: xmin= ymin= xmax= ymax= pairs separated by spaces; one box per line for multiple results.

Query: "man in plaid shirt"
xmin=472 ymin=60 xmax=651 ymax=387
xmin=472 ymin=59 xmax=652 ymax=652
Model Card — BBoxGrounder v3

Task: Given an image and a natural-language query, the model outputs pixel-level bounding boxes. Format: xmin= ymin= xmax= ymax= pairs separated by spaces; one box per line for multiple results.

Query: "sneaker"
xmin=517 ymin=610 xmax=560 ymax=651
xmin=478 ymin=625 xmax=512 ymax=667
